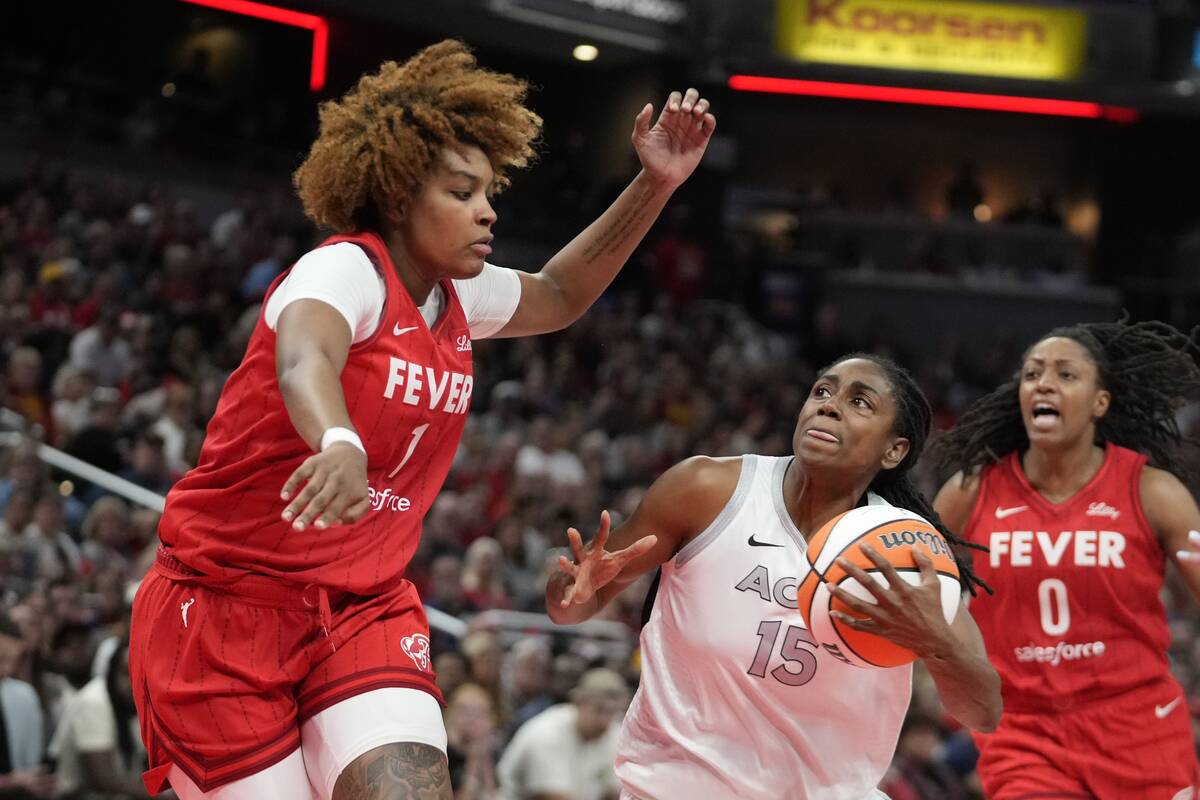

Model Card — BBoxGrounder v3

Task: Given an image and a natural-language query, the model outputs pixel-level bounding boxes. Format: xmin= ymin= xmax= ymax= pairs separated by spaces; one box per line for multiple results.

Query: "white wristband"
xmin=320 ymin=427 xmax=365 ymax=454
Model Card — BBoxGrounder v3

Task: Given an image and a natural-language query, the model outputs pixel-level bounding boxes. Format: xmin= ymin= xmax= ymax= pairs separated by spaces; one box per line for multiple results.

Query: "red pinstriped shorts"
xmin=975 ymin=679 xmax=1198 ymax=800
xmin=129 ymin=549 xmax=443 ymax=793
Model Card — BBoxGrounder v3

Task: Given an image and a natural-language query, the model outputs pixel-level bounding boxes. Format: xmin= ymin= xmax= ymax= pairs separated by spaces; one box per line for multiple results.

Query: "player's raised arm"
xmin=546 ymin=456 xmax=736 ymax=625
xmin=495 ymin=88 xmax=715 ymax=339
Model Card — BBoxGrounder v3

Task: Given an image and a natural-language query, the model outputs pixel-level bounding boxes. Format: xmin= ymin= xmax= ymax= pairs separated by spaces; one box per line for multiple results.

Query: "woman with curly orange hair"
xmin=128 ymin=40 xmax=715 ymax=800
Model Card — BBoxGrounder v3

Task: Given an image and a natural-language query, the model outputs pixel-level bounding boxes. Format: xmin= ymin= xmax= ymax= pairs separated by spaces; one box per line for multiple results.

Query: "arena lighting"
xmin=728 ymin=75 xmax=1141 ymax=123
xmin=178 ymin=0 xmax=329 ymax=91
xmin=573 ymin=44 xmax=600 ymax=62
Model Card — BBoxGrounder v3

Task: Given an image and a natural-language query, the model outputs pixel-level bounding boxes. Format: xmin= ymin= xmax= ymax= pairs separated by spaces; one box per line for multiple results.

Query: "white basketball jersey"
xmin=615 ymin=455 xmax=910 ymax=800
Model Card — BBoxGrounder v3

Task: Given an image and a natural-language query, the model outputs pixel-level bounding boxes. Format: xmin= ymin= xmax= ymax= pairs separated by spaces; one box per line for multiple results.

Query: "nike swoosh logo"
xmin=995 ymin=505 xmax=1029 ymax=520
xmin=1155 ymin=696 xmax=1183 ymax=719
xmin=393 ymin=324 xmax=419 ymax=336
xmin=748 ymin=534 xmax=784 ymax=548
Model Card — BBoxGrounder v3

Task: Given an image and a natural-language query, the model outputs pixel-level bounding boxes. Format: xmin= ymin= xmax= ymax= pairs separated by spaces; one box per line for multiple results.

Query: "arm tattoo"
xmin=333 ymin=742 xmax=452 ymax=800
xmin=581 ymin=184 xmax=656 ymax=265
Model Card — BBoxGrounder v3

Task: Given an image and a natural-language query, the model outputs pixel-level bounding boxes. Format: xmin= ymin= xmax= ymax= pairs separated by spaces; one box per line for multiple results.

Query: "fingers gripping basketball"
xmin=797 ymin=506 xmax=961 ymax=668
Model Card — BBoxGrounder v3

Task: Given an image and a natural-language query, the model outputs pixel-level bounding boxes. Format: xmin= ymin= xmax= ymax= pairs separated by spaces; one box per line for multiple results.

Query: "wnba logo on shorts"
xmin=401 ymin=633 xmax=431 ymax=671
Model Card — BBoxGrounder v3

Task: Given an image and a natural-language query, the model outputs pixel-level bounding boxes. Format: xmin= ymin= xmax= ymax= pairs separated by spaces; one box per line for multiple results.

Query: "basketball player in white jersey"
xmin=546 ymin=354 xmax=1001 ymax=799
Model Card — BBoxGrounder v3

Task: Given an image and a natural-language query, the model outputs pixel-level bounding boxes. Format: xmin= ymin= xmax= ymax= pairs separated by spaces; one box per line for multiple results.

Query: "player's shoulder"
xmin=296 ymin=240 xmax=371 ymax=268
xmin=933 ymin=467 xmax=984 ymax=535
xmin=644 ymin=456 xmax=744 ymax=528
xmin=1138 ymin=465 xmax=1192 ymax=507
xmin=285 ymin=242 xmax=380 ymax=294
xmin=656 ymin=455 xmax=743 ymax=496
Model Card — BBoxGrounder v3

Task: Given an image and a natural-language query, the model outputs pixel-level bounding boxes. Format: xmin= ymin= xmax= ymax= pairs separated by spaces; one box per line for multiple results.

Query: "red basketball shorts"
xmin=129 ymin=550 xmax=444 ymax=794
xmin=975 ymin=680 xmax=1198 ymax=799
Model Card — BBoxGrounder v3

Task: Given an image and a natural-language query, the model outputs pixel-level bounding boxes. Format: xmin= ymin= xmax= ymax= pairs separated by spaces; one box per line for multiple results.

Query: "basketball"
xmin=797 ymin=505 xmax=962 ymax=669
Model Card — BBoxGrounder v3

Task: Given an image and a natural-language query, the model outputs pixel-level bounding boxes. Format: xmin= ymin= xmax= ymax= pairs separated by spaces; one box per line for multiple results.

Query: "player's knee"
xmin=332 ymin=742 xmax=451 ymax=800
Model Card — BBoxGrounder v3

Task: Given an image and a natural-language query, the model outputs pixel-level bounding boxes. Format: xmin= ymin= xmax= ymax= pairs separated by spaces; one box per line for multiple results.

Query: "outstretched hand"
xmin=556 ymin=510 xmax=658 ymax=608
xmin=827 ymin=544 xmax=957 ymax=659
xmin=632 ymin=88 xmax=716 ymax=190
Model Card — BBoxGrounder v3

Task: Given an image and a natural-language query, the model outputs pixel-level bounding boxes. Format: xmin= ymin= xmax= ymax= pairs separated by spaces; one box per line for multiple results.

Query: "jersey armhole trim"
xmin=344 ymin=243 xmax=392 ymax=353
xmin=674 ymin=456 xmax=756 ymax=569
xmin=1129 ymin=456 xmax=1164 ymax=560
xmin=960 ymin=465 xmax=989 ymax=545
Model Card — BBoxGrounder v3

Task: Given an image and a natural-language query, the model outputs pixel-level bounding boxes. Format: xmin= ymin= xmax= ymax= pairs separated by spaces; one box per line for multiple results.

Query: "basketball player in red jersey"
xmin=128 ymin=40 xmax=715 ymax=799
xmin=932 ymin=319 xmax=1200 ymax=799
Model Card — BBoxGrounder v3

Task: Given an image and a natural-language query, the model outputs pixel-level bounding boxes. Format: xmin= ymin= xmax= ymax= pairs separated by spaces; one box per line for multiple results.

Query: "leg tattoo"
xmin=333 ymin=742 xmax=452 ymax=800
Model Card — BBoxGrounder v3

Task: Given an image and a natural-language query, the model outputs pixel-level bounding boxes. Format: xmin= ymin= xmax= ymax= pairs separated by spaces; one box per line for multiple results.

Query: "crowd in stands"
xmin=0 ymin=133 xmax=1196 ymax=799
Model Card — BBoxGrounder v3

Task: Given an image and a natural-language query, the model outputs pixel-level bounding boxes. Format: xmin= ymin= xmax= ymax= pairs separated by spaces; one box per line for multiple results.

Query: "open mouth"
xmin=805 ymin=428 xmax=840 ymax=443
xmin=1031 ymin=403 xmax=1060 ymax=430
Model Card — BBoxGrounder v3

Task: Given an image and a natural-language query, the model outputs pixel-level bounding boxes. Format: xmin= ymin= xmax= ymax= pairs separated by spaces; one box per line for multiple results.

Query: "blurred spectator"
xmin=505 ymin=637 xmax=554 ymax=740
xmin=0 ymin=610 xmax=55 ymax=798
xmin=63 ymin=390 xmax=125 ymax=492
xmin=0 ymin=489 xmax=35 ymax=550
xmin=462 ymin=631 xmax=508 ymax=727
xmin=80 ymin=497 xmax=132 ymax=576
xmin=117 ymin=433 xmax=172 ymax=497
xmin=49 ymin=364 xmax=94 ymax=446
xmin=427 ymin=555 xmax=479 ymax=619
xmin=497 ymin=668 xmax=629 ymax=800
xmin=462 ymin=538 xmax=513 ymax=612
xmin=550 ymin=654 xmax=588 ymax=704
xmin=21 ymin=490 xmax=81 ymax=582
xmin=49 ymin=640 xmax=156 ymax=798
xmin=4 ymin=348 xmax=50 ymax=438
xmin=68 ymin=308 xmax=131 ymax=389
xmin=513 ymin=417 xmax=585 ymax=490
xmin=28 ymin=260 xmax=77 ymax=329
xmin=435 ymin=650 xmax=471 ymax=702
xmin=645 ymin=205 xmax=707 ymax=308
xmin=445 ymin=683 xmax=500 ymax=800
xmin=240 ymin=235 xmax=295 ymax=302
xmin=43 ymin=621 xmax=96 ymax=729
xmin=150 ymin=384 xmax=196 ymax=476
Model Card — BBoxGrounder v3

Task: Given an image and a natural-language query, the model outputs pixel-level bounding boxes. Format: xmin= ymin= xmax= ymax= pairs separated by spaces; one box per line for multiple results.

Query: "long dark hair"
xmin=823 ymin=353 xmax=989 ymax=595
xmin=931 ymin=319 xmax=1200 ymax=483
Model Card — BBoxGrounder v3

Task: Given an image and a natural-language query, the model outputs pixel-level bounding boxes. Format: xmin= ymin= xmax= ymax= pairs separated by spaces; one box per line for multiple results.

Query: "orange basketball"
xmin=797 ymin=505 xmax=961 ymax=668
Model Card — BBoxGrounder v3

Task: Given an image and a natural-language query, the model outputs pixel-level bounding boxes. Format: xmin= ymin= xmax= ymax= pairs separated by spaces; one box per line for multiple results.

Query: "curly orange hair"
xmin=293 ymin=40 xmax=542 ymax=233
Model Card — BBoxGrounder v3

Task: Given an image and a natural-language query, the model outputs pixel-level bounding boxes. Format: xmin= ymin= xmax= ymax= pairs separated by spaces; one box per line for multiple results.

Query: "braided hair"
xmin=931 ymin=319 xmax=1200 ymax=484
xmin=822 ymin=354 xmax=990 ymax=595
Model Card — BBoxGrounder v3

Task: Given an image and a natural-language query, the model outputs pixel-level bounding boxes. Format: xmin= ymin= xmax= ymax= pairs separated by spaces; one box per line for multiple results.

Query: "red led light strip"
xmin=728 ymin=75 xmax=1139 ymax=123
xmin=179 ymin=0 xmax=328 ymax=91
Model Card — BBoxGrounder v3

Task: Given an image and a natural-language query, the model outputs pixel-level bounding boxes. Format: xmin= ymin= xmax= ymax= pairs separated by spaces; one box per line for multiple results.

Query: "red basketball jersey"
xmin=963 ymin=444 xmax=1172 ymax=711
xmin=159 ymin=231 xmax=474 ymax=593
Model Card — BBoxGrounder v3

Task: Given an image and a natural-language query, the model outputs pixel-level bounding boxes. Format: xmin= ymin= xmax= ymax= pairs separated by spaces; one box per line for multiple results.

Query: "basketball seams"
xmin=808 ymin=514 xmax=930 ymax=576
xmin=831 ymin=566 xmax=961 ymax=583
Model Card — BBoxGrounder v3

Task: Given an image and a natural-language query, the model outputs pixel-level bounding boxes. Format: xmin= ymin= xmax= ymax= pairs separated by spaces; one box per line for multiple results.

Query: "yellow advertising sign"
xmin=776 ymin=0 xmax=1088 ymax=80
